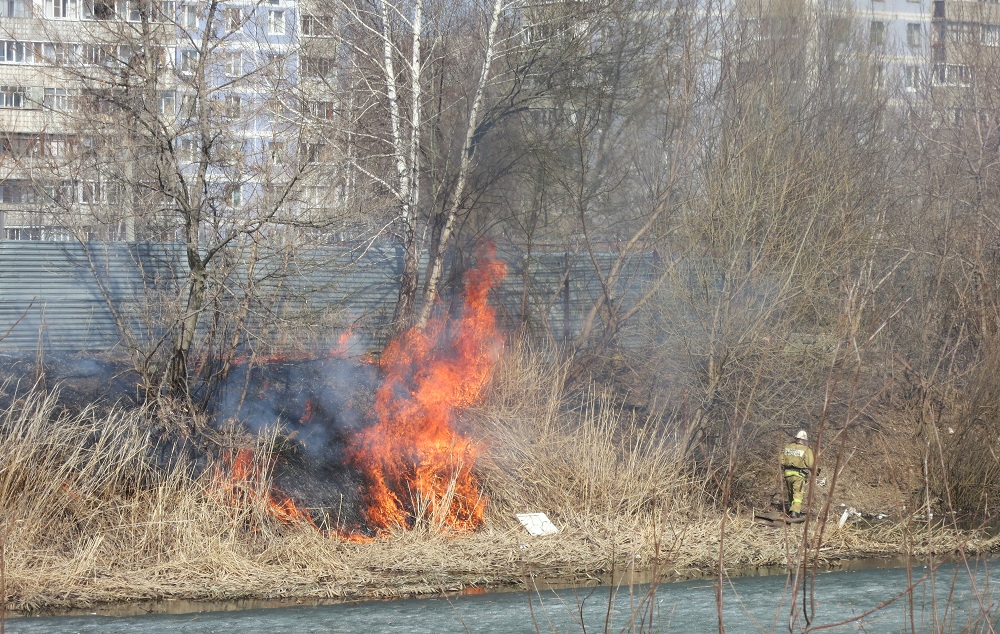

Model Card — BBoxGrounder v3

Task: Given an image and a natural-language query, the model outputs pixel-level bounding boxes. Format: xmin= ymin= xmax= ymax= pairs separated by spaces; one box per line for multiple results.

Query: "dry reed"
xmin=0 ymin=361 xmax=989 ymax=616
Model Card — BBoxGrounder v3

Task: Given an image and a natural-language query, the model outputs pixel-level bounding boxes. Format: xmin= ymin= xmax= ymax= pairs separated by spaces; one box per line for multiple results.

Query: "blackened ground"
xmin=271 ymin=443 xmax=368 ymax=532
xmin=211 ymin=356 xmax=382 ymax=531
xmin=0 ymin=352 xmax=381 ymax=532
xmin=0 ymin=352 xmax=143 ymax=409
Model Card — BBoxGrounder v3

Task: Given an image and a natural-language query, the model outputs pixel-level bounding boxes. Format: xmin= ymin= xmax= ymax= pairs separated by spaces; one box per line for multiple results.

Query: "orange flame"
xmin=351 ymin=247 xmax=507 ymax=533
xmin=301 ymin=400 xmax=315 ymax=424
xmin=217 ymin=448 xmax=316 ymax=527
xmin=331 ymin=330 xmax=353 ymax=357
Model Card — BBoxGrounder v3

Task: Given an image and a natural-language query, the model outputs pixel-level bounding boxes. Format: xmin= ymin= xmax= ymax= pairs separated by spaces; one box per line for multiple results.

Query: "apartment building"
xmin=861 ymin=0 xmax=1000 ymax=101
xmin=861 ymin=0 xmax=929 ymax=91
xmin=928 ymin=0 xmax=1000 ymax=99
xmin=0 ymin=0 xmax=354 ymax=242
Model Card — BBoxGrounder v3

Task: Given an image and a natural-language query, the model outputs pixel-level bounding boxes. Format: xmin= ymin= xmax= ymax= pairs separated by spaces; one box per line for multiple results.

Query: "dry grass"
xmin=473 ymin=346 xmax=699 ymax=525
xmin=0 ymin=359 xmax=991 ymax=616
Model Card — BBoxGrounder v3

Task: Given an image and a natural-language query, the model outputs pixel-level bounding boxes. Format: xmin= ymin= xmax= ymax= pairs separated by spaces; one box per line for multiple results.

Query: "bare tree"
xmin=16 ymin=0 xmax=355 ymax=400
xmin=329 ymin=0 xmax=597 ymax=331
xmin=895 ymin=3 xmax=1000 ymax=514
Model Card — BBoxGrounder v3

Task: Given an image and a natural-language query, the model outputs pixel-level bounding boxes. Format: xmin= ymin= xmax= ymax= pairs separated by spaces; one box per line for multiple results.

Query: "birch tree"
xmin=336 ymin=0 xmax=555 ymax=330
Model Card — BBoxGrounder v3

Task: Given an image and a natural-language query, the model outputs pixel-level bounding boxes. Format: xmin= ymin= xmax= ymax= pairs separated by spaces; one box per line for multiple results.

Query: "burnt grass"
xmin=3 ymin=351 xmax=1000 ymax=617
xmin=0 ymin=352 xmax=380 ymax=532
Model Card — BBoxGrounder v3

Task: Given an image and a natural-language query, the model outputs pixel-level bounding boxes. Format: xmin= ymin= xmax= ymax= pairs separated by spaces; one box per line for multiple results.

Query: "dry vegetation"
xmin=5 ymin=0 xmax=1000 ymax=629
xmin=1 ymin=346 xmax=997 ymax=619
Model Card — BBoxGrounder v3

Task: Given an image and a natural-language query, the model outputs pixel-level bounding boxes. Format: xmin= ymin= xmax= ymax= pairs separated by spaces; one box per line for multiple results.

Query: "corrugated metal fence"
xmin=0 ymin=241 xmax=656 ymax=353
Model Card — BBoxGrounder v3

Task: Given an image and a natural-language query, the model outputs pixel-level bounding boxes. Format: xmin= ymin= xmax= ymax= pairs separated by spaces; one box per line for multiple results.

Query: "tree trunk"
xmin=393 ymin=226 xmax=419 ymax=332
xmin=165 ymin=259 xmax=206 ymax=397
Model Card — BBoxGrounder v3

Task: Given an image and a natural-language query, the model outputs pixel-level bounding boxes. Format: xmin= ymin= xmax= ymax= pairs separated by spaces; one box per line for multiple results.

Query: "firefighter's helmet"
xmin=795 ymin=430 xmax=808 ymax=441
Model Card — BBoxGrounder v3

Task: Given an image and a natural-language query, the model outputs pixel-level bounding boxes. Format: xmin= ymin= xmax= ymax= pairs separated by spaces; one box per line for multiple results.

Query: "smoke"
xmin=213 ymin=351 xmax=380 ymax=463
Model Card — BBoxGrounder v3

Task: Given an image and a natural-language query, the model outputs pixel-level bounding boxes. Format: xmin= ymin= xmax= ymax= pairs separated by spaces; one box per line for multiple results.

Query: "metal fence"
xmin=0 ymin=241 xmax=656 ymax=353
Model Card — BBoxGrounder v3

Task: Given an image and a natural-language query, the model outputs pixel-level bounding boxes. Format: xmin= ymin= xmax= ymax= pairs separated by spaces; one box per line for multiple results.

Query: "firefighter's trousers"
xmin=784 ymin=470 xmax=807 ymax=514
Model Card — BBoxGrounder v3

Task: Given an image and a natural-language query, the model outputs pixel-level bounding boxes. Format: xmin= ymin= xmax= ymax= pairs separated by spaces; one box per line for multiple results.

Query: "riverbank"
xmin=6 ymin=511 xmax=998 ymax=618
xmin=2 ymin=353 xmax=994 ymax=620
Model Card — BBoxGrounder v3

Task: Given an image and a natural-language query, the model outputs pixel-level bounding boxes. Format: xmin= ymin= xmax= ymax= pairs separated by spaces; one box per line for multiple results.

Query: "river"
xmin=4 ymin=559 xmax=997 ymax=632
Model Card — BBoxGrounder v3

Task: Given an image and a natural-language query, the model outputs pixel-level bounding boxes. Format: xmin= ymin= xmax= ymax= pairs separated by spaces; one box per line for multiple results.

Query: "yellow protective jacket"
xmin=780 ymin=442 xmax=814 ymax=474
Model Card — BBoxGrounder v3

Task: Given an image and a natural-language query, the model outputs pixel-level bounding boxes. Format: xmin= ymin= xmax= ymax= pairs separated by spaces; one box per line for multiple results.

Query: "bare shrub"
xmin=929 ymin=340 xmax=1000 ymax=521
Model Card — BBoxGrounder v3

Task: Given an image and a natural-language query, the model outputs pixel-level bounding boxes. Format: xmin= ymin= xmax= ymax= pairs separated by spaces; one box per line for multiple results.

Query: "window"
xmin=264 ymin=97 xmax=284 ymax=123
xmin=903 ymin=65 xmax=921 ymax=90
xmin=301 ymin=56 xmax=333 ymax=79
xmin=301 ymin=14 xmax=334 ymax=37
xmin=948 ymin=23 xmax=975 ymax=44
xmin=82 ymin=89 xmax=115 ymax=113
xmin=82 ymin=44 xmax=116 ymax=65
xmin=81 ymin=181 xmax=103 ymax=203
xmin=182 ymin=3 xmax=196 ymax=27
xmin=228 ymin=184 xmax=242 ymax=207
xmin=304 ymin=185 xmax=328 ymax=206
xmin=40 ymin=181 xmax=76 ymax=205
xmin=223 ymin=94 xmax=240 ymax=118
xmin=40 ymin=137 xmax=72 ymax=156
xmin=268 ymin=9 xmax=285 ymax=35
xmin=152 ymin=45 xmax=171 ymax=67
xmin=156 ymin=0 xmax=173 ymax=21
xmin=224 ymin=51 xmax=242 ymax=76
xmin=215 ymin=140 xmax=240 ymax=164
xmin=870 ymin=21 xmax=885 ymax=46
xmin=5 ymin=227 xmax=43 ymax=241
xmin=126 ymin=0 xmax=141 ymax=21
xmin=266 ymin=140 xmax=286 ymax=163
xmin=84 ymin=0 xmax=115 ymax=19
xmin=224 ymin=7 xmax=241 ymax=30
xmin=299 ymin=142 xmax=325 ymax=164
xmin=44 ymin=88 xmax=78 ymax=111
xmin=180 ymin=49 xmax=199 ymax=73
xmin=1 ymin=0 xmax=31 ymax=17
xmin=906 ymin=23 xmax=922 ymax=47
xmin=158 ymin=90 xmax=175 ymax=114
xmin=983 ymin=25 xmax=1000 ymax=47
xmin=0 ymin=86 xmax=28 ymax=108
xmin=0 ymin=41 xmax=33 ymax=64
xmin=934 ymin=63 xmax=972 ymax=86
xmin=308 ymin=100 xmax=335 ymax=120
xmin=42 ymin=43 xmax=73 ymax=65
xmin=178 ymin=138 xmax=199 ymax=162
xmin=0 ymin=181 xmax=28 ymax=203
xmin=45 ymin=0 xmax=75 ymax=18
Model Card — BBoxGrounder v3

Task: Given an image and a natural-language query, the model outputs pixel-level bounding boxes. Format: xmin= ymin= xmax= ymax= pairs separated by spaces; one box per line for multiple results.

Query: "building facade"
xmin=0 ymin=0 xmax=354 ymax=242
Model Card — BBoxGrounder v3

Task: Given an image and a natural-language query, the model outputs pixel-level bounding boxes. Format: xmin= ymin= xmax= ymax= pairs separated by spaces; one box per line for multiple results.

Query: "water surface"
xmin=5 ymin=560 xmax=996 ymax=632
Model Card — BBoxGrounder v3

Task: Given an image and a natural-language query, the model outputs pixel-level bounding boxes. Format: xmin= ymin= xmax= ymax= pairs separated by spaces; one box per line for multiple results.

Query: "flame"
xmin=301 ymin=400 xmax=315 ymax=424
xmin=351 ymin=247 xmax=506 ymax=533
xmin=331 ymin=330 xmax=353 ymax=357
xmin=217 ymin=448 xmax=316 ymax=527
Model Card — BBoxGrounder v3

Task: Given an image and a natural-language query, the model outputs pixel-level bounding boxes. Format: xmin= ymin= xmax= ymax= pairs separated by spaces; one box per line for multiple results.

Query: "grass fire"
xmin=0 ymin=247 xmax=997 ymax=617
xmin=214 ymin=249 xmax=507 ymax=536
xmin=351 ymin=250 xmax=506 ymax=533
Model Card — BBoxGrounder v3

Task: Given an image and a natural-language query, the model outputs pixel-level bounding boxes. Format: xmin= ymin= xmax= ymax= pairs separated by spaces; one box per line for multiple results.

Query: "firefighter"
xmin=780 ymin=430 xmax=815 ymax=518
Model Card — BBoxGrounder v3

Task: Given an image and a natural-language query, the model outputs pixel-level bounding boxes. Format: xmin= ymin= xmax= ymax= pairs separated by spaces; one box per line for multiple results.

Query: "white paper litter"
xmin=516 ymin=512 xmax=558 ymax=536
